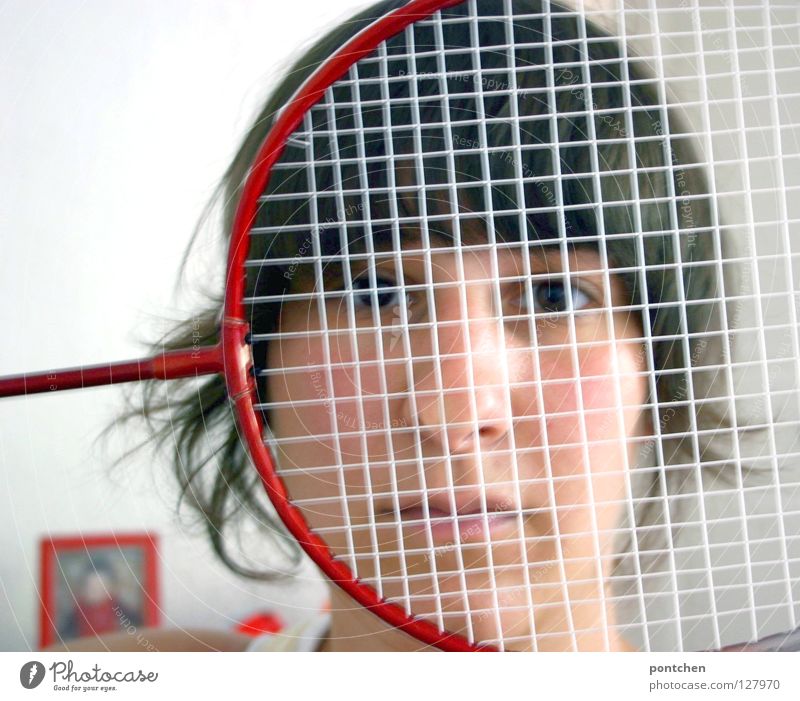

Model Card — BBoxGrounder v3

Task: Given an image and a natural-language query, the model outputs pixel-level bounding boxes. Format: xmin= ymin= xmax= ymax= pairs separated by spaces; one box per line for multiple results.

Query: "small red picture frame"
xmin=39 ymin=533 xmax=160 ymax=648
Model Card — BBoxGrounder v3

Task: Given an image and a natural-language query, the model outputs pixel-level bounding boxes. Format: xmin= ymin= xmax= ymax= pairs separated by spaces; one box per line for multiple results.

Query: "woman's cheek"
xmin=570 ymin=333 xmax=645 ymax=436
xmin=274 ymin=330 xmax=373 ymax=438
xmin=267 ymin=333 xmax=338 ymax=476
xmin=536 ymin=333 xmax=641 ymax=535
xmin=321 ymin=324 xmax=394 ymax=432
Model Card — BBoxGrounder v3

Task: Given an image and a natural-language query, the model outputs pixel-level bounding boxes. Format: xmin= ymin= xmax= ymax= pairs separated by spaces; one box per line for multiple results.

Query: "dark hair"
xmin=123 ymin=0 xmax=717 ymax=580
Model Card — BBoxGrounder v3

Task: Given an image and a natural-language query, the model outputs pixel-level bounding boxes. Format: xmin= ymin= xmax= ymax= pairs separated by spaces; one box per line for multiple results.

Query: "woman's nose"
xmin=412 ymin=284 xmax=514 ymax=456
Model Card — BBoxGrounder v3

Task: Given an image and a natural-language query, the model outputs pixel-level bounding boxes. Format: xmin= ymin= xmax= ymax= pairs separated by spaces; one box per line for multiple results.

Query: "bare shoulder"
xmin=42 ymin=628 xmax=253 ymax=652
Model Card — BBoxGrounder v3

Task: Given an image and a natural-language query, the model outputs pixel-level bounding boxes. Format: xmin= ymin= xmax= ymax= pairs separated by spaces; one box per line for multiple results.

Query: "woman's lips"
xmin=397 ymin=506 xmax=520 ymax=544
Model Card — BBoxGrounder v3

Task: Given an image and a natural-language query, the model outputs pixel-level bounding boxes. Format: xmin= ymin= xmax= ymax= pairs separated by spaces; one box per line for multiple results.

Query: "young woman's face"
xmin=266 ymin=235 xmax=649 ymax=651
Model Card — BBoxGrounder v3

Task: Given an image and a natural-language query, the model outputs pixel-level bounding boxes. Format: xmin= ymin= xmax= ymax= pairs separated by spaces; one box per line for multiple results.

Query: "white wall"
xmin=0 ymin=0 xmax=372 ymax=652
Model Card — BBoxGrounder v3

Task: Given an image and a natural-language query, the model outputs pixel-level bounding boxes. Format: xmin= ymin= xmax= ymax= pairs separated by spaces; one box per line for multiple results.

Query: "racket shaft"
xmin=0 ymin=345 xmax=223 ymax=397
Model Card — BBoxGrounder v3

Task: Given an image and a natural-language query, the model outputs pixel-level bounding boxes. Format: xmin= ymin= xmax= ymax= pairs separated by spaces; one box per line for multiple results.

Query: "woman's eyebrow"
xmin=373 ymin=241 xmax=608 ymax=279
xmin=312 ymin=236 xmax=610 ymax=286
xmin=529 ymin=244 xmax=606 ymax=274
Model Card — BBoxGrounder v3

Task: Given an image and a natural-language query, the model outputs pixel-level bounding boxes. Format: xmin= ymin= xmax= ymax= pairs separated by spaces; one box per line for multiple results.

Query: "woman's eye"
xmin=527 ymin=280 xmax=592 ymax=314
xmin=351 ymin=275 xmax=404 ymax=310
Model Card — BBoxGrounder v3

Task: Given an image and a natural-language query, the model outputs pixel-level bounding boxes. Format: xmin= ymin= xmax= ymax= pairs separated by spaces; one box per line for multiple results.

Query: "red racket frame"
xmin=0 ymin=0 xmax=489 ymax=652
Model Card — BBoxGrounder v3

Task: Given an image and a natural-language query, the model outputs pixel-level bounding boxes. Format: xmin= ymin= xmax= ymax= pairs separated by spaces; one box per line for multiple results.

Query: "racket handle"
xmin=0 ymin=345 xmax=225 ymax=398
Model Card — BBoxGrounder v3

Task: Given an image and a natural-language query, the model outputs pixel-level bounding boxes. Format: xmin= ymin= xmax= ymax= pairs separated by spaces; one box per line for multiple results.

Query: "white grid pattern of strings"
xmin=251 ymin=0 xmax=800 ymax=651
